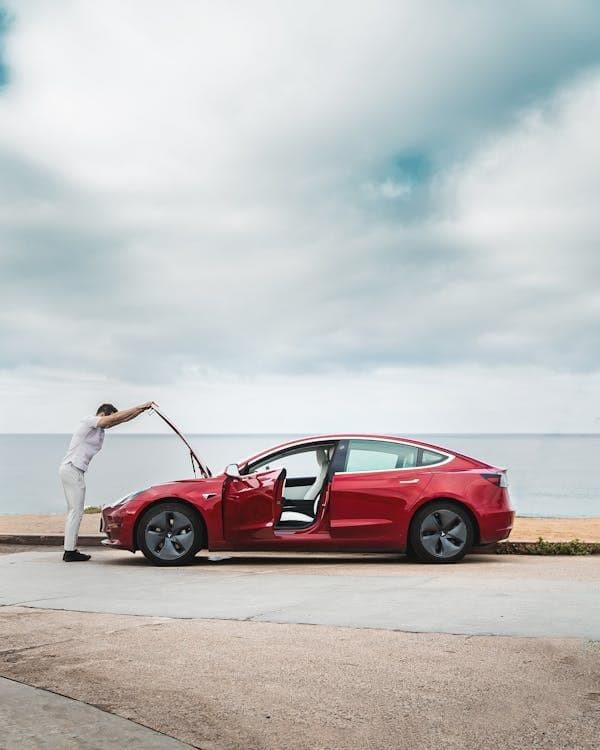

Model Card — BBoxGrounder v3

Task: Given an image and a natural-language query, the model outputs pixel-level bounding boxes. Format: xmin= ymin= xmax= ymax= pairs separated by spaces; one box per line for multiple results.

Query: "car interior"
xmin=277 ymin=446 xmax=331 ymax=528
xmin=247 ymin=444 xmax=334 ymax=530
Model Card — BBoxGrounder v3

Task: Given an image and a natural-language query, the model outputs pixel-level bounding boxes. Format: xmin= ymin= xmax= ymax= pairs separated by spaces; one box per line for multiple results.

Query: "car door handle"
xmin=398 ymin=478 xmax=419 ymax=484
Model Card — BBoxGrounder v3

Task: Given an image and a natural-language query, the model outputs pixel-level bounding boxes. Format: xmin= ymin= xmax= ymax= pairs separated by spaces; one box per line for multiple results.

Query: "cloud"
xmin=363 ymin=178 xmax=412 ymax=200
xmin=2 ymin=363 xmax=599 ymax=435
xmin=0 ymin=7 xmax=9 ymax=88
xmin=440 ymin=73 xmax=600 ymax=371
xmin=1 ymin=0 xmax=600 ymax=401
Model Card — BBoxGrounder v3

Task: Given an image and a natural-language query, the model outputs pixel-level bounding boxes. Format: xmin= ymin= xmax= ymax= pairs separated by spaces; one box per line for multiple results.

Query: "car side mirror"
xmin=224 ymin=463 xmax=241 ymax=479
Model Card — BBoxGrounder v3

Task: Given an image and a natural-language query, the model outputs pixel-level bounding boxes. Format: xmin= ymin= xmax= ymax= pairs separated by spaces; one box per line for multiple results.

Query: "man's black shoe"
xmin=63 ymin=550 xmax=91 ymax=562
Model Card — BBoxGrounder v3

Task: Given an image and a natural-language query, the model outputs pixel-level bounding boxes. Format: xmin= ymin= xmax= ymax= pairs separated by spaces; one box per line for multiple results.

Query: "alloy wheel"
xmin=419 ymin=509 xmax=468 ymax=559
xmin=144 ymin=510 xmax=195 ymax=561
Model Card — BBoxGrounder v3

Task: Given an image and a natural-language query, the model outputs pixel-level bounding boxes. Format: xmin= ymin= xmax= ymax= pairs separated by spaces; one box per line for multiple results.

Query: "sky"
xmin=1 ymin=1 xmax=600 ymax=434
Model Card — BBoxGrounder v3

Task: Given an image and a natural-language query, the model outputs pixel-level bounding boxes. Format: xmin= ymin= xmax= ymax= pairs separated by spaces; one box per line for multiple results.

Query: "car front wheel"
xmin=409 ymin=500 xmax=474 ymax=564
xmin=137 ymin=501 xmax=203 ymax=566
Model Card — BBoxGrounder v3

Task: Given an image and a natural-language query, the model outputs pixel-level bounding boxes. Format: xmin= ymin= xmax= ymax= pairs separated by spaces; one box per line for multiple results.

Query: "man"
xmin=59 ymin=401 xmax=154 ymax=562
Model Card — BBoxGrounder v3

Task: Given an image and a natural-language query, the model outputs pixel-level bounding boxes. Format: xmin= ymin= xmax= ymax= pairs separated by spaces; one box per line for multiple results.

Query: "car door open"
xmin=222 ymin=468 xmax=286 ymax=544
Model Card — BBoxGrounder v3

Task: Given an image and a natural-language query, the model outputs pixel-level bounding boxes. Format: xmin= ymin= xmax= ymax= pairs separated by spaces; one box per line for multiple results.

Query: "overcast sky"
xmin=1 ymin=1 xmax=600 ymax=434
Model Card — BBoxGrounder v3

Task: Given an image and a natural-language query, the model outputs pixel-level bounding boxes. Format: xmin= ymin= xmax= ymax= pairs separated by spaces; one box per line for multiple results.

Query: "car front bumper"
xmin=100 ymin=506 xmax=136 ymax=551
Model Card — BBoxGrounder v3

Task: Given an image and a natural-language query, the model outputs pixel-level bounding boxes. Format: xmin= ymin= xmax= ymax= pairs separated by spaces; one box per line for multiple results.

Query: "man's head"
xmin=96 ymin=403 xmax=118 ymax=417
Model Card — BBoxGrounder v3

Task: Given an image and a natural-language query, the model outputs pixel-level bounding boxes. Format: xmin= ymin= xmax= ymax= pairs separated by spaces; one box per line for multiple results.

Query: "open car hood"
xmin=151 ymin=406 xmax=212 ymax=479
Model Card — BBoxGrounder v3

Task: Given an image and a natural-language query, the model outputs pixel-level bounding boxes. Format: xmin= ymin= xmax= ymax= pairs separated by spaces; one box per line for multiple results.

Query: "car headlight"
xmin=109 ymin=490 xmax=145 ymax=508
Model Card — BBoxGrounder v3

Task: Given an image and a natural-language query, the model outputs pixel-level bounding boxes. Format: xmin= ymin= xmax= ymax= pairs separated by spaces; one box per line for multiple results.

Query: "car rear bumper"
xmin=479 ymin=510 xmax=515 ymax=544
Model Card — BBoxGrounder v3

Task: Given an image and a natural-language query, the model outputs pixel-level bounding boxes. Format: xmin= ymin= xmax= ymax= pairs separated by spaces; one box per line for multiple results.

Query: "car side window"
xmin=248 ymin=445 xmax=333 ymax=479
xmin=344 ymin=440 xmax=418 ymax=472
xmin=419 ymin=448 xmax=446 ymax=466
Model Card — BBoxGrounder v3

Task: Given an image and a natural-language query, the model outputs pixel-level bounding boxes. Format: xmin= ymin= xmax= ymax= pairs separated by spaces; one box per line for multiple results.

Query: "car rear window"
xmin=419 ymin=449 xmax=447 ymax=466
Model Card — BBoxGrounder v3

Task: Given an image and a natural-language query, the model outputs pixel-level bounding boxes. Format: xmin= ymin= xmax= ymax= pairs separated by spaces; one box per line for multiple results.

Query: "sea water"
xmin=1 ymin=433 xmax=599 ymax=517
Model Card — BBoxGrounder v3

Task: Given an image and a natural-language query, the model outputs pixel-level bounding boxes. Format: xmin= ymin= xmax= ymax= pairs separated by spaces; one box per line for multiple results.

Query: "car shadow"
xmin=100 ymin=550 xmax=503 ymax=568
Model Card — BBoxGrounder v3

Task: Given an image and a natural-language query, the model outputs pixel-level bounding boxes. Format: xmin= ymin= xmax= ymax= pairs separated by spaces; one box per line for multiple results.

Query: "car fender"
xmin=409 ymin=470 xmax=484 ymax=536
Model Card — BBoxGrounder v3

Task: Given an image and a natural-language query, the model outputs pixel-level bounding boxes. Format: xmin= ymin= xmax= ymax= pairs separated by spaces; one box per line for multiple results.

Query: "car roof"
xmin=241 ymin=433 xmax=461 ymax=467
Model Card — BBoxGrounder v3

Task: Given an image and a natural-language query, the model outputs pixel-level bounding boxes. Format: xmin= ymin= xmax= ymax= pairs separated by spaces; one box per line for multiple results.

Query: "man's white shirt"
xmin=61 ymin=416 xmax=105 ymax=472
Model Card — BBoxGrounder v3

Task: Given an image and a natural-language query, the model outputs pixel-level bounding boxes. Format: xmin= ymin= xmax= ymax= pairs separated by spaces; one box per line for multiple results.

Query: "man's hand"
xmin=140 ymin=401 xmax=157 ymax=410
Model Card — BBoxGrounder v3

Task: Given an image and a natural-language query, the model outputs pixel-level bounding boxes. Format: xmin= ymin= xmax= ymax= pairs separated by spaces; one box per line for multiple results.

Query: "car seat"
xmin=279 ymin=447 xmax=330 ymax=524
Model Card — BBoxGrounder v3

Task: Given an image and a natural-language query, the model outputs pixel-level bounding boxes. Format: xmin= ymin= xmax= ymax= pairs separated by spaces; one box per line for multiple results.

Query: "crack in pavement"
xmin=0 ymin=612 xmax=172 ymax=661
xmin=0 ymin=594 xmax=83 ymax=609
xmin=0 ymin=638 xmax=80 ymax=658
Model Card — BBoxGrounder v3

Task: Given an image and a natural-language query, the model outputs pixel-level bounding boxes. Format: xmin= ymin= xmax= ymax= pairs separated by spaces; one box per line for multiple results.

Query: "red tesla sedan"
xmin=101 ymin=409 xmax=514 ymax=565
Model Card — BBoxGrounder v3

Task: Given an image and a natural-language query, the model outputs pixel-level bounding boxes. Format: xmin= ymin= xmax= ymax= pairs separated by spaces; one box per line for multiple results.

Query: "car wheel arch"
xmin=133 ymin=497 xmax=207 ymax=552
xmin=407 ymin=496 xmax=481 ymax=548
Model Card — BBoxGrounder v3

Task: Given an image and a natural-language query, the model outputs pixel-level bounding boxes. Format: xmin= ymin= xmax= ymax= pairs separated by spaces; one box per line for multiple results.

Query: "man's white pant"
xmin=59 ymin=462 xmax=86 ymax=551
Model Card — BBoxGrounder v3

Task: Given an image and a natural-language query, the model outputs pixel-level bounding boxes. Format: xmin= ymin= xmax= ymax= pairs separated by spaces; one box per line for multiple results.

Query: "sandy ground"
xmin=0 ymin=513 xmax=104 ymax=536
xmin=1 ymin=512 xmax=600 ymax=541
xmin=1 ymin=606 xmax=599 ymax=750
xmin=513 ymin=517 xmax=600 ymax=541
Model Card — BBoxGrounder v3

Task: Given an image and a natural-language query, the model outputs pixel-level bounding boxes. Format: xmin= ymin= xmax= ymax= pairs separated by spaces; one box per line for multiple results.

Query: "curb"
xmin=0 ymin=534 xmax=104 ymax=547
xmin=1 ymin=535 xmax=599 ymax=554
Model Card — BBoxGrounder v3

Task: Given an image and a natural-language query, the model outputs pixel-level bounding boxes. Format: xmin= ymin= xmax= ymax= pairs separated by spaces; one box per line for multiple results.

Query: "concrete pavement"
xmin=1 ymin=547 xmax=599 ymax=638
xmin=0 ymin=676 xmax=195 ymax=749
xmin=1 ymin=606 xmax=599 ymax=750
xmin=1 ymin=549 xmax=599 ymax=749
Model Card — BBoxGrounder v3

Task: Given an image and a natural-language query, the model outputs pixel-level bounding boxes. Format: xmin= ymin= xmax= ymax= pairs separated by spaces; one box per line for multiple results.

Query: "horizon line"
xmin=2 ymin=432 xmax=600 ymax=437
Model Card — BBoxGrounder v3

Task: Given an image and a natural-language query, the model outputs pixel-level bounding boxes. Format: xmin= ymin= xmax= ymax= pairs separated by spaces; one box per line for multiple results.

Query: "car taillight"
xmin=481 ymin=472 xmax=509 ymax=488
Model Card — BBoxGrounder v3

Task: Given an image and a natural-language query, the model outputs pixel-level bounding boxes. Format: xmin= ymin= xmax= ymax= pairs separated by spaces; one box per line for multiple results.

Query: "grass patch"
xmin=83 ymin=505 xmax=102 ymax=514
xmin=528 ymin=537 xmax=592 ymax=555
xmin=498 ymin=537 xmax=599 ymax=555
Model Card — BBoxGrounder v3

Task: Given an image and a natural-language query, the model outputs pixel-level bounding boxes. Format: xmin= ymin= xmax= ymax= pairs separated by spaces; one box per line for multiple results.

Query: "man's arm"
xmin=97 ymin=402 xmax=154 ymax=428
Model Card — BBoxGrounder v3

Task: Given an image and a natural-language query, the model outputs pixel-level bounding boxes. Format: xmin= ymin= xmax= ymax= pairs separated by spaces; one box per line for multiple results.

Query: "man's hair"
xmin=96 ymin=403 xmax=118 ymax=416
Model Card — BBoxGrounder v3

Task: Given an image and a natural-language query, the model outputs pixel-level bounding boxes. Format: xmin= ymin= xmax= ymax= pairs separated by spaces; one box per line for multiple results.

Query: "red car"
xmin=101 ymin=409 xmax=514 ymax=565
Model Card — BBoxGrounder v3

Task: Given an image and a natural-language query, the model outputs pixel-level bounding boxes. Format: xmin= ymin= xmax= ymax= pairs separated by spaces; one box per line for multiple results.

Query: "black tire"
xmin=137 ymin=501 xmax=204 ymax=566
xmin=409 ymin=500 xmax=474 ymax=564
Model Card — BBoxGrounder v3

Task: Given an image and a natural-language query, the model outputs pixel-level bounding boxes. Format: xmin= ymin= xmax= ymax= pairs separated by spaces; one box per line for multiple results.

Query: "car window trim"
xmin=244 ymin=440 xmax=338 ymax=475
xmin=340 ymin=439 xmax=453 ymax=474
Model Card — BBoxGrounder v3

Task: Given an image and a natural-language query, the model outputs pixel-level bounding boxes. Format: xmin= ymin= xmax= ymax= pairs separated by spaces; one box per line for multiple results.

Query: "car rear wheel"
xmin=409 ymin=500 xmax=473 ymax=564
xmin=137 ymin=501 xmax=203 ymax=566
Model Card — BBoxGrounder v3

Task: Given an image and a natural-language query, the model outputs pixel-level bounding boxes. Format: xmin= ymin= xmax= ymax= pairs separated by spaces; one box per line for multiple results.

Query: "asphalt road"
xmin=1 ymin=548 xmax=599 ymax=638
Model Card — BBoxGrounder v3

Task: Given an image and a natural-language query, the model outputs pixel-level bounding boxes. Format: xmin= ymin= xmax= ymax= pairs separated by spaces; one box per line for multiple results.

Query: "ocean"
xmin=1 ymin=433 xmax=599 ymax=517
